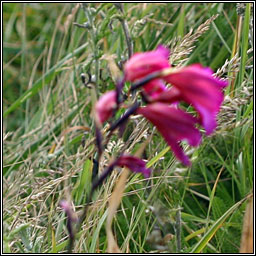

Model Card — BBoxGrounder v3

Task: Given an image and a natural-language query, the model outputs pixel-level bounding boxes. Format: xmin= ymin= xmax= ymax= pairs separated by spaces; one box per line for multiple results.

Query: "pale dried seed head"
xmin=217 ymin=85 xmax=253 ymax=132
xmin=169 ymin=14 xmax=219 ymax=66
xmin=214 ymin=48 xmax=253 ymax=78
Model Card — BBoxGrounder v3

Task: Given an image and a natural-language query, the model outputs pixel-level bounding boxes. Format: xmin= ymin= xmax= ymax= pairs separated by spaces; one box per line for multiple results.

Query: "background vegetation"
xmin=3 ymin=3 xmax=253 ymax=253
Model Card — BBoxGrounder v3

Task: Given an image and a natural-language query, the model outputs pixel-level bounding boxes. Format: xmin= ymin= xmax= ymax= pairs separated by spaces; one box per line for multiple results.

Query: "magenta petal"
xmin=168 ymin=142 xmax=191 ymax=166
xmin=156 ymin=44 xmax=170 ymax=59
xmin=95 ymin=90 xmax=117 ymax=124
xmin=193 ymin=102 xmax=217 ymax=135
xmin=143 ymin=79 xmax=168 ymax=98
xmin=137 ymin=103 xmax=201 ymax=165
xmin=152 ymin=86 xmax=181 ymax=104
xmin=116 ymin=155 xmax=151 ymax=178
xmin=124 ymin=45 xmax=170 ymax=82
xmin=164 ymin=64 xmax=228 ymax=135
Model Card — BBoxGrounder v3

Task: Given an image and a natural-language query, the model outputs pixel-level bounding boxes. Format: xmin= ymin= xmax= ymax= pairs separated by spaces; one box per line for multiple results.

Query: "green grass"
xmin=3 ymin=3 xmax=253 ymax=253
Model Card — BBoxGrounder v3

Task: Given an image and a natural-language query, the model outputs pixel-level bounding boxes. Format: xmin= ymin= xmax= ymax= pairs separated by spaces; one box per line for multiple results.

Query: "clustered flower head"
xmin=95 ymin=45 xmax=228 ymax=175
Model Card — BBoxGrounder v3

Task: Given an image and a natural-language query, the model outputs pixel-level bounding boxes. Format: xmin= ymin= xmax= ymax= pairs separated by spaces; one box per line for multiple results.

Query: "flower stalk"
xmin=62 ymin=38 xmax=228 ymax=253
xmin=82 ymin=3 xmax=99 ymax=99
xmin=114 ymin=3 xmax=133 ymax=58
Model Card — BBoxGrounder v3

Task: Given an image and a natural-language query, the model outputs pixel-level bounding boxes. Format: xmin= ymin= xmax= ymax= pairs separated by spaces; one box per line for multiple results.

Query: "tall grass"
xmin=3 ymin=3 xmax=253 ymax=253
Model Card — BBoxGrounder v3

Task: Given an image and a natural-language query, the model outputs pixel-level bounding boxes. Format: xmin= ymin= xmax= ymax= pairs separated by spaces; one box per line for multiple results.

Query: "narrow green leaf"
xmin=48 ymin=240 xmax=68 ymax=253
xmin=89 ymin=210 xmax=108 ymax=253
xmin=51 ymin=227 xmax=57 ymax=253
xmin=185 ymin=227 xmax=205 ymax=242
xmin=238 ymin=3 xmax=251 ymax=87
xmin=4 ymin=43 xmax=88 ymax=118
xmin=7 ymin=223 xmax=30 ymax=240
xmin=186 ymin=30 xmax=214 ymax=65
xmin=146 ymin=146 xmax=170 ymax=168
xmin=211 ymin=21 xmax=232 ymax=54
xmin=3 ymin=239 xmax=12 ymax=253
xmin=243 ymin=100 xmax=253 ymax=118
xmin=210 ymin=34 xmax=233 ymax=70
xmin=74 ymin=159 xmax=92 ymax=204
xmin=181 ymin=212 xmax=214 ymax=224
xmin=191 ymin=195 xmax=251 ymax=253
xmin=177 ymin=4 xmax=185 ymax=37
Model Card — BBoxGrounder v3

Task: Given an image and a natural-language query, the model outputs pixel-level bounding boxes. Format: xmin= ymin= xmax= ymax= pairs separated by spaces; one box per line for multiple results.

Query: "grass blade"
xmin=238 ymin=3 xmax=251 ymax=87
xmin=191 ymin=194 xmax=252 ymax=253
xmin=4 ymin=43 xmax=88 ymax=118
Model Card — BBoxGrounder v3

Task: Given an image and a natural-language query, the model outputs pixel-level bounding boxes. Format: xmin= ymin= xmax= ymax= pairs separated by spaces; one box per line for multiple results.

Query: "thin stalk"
xmin=176 ymin=207 xmax=181 ymax=252
xmin=120 ymin=18 xmax=133 ymax=58
xmin=82 ymin=4 xmax=99 ymax=100
xmin=115 ymin=4 xmax=133 ymax=58
xmin=228 ymin=15 xmax=242 ymax=97
xmin=238 ymin=3 xmax=251 ymax=88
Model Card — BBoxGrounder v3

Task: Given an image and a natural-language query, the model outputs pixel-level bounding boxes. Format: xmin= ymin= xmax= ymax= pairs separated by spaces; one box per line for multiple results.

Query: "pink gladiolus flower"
xmin=137 ymin=103 xmax=202 ymax=166
xmin=116 ymin=155 xmax=151 ymax=178
xmin=95 ymin=90 xmax=117 ymax=124
xmin=124 ymin=45 xmax=170 ymax=81
xmin=142 ymin=79 xmax=168 ymax=99
xmin=124 ymin=45 xmax=170 ymax=97
xmin=162 ymin=64 xmax=228 ymax=135
xmin=150 ymin=86 xmax=181 ymax=104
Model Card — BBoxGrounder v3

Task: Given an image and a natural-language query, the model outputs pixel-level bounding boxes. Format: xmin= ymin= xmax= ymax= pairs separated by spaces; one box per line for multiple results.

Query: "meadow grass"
xmin=3 ymin=3 xmax=253 ymax=253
